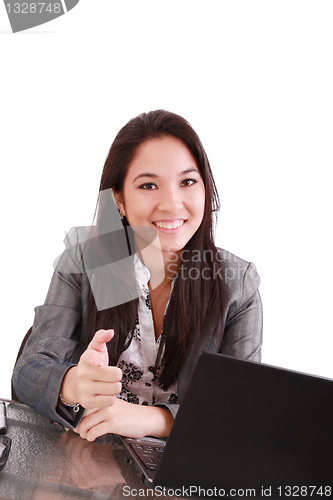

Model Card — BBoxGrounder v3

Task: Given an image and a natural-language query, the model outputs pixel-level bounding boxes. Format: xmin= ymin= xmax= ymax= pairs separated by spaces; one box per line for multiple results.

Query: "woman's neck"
xmin=137 ymin=244 xmax=180 ymax=288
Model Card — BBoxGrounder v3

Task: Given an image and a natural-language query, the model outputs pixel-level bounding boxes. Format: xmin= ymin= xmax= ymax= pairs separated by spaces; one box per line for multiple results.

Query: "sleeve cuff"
xmin=55 ymin=399 xmax=85 ymax=428
xmin=154 ymin=402 xmax=179 ymax=420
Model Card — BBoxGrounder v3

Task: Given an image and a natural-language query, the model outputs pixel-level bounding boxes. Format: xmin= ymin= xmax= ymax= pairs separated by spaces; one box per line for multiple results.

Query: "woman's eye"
xmin=139 ymin=183 xmax=157 ymax=190
xmin=181 ymin=178 xmax=197 ymax=187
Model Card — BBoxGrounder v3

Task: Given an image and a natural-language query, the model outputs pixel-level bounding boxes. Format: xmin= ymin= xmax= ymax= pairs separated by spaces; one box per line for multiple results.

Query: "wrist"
xmin=60 ymin=366 xmax=80 ymax=406
xmin=146 ymin=406 xmax=174 ymax=438
xmin=58 ymin=393 xmax=81 ymax=413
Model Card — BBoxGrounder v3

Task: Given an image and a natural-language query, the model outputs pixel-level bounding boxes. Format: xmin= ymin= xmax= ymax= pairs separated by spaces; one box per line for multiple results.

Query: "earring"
xmin=119 ymin=212 xmax=124 ymax=220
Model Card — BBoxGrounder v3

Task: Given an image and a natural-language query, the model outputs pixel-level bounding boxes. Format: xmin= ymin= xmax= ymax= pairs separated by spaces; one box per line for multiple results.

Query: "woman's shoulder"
xmin=215 ymin=247 xmax=261 ymax=308
xmin=53 ymin=226 xmax=96 ymax=274
xmin=64 ymin=226 xmax=96 ymax=248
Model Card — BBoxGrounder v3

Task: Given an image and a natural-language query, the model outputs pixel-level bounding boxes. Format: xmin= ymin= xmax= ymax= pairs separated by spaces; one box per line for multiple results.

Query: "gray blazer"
xmin=12 ymin=227 xmax=263 ymax=427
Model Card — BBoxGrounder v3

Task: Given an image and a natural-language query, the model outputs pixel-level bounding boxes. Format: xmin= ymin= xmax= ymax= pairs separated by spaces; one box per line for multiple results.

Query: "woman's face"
xmin=114 ymin=136 xmax=205 ymax=256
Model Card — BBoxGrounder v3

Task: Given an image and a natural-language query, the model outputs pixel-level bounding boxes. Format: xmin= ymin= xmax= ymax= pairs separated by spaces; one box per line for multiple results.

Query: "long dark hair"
xmin=86 ymin=110 xmax=226 ymax=390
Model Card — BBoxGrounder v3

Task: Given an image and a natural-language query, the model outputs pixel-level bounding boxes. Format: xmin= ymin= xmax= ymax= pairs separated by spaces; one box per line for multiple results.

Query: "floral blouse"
xmin=116 ymin=256 xmax=178 ymax=407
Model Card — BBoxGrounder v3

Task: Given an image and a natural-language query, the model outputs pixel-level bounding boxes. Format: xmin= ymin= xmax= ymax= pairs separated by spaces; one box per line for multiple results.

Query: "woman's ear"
xmin=111 ymin=188 xmax=125 ymax=217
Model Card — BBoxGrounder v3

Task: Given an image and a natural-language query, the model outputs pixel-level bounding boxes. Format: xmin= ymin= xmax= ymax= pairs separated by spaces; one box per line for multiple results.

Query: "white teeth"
xmin=154 ymin=220 xmax=184 ymax=229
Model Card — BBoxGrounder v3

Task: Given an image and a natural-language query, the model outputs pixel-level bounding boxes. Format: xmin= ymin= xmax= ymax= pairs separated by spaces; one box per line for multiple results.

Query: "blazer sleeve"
xmin=220 ymin=261 xmax=263 ymax=361
xmin=12 ymin=228 xmax=88 ymax=428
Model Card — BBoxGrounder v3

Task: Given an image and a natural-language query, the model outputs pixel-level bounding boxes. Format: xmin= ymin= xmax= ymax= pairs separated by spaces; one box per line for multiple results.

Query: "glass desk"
xmin=0 ymin=400 xmax=181 ymax=500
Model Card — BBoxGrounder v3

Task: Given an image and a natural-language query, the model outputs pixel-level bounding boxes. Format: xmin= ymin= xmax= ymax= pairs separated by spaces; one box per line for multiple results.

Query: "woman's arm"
xmin=12 ymin=228 xmax=89 ymax=427
xmin=74 ymin=398 xmax=174 ymax=441
xmin=220 ymin=261 xmax=263 ymax=361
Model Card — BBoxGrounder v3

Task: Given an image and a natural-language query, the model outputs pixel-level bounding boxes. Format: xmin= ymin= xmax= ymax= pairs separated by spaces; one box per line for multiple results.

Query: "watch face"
xmin=0 ymin=435 xmax=11 ymax=471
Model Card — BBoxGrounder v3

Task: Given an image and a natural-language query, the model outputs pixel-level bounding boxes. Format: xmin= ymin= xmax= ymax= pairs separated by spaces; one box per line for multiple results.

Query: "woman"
xmin=12 ymin=110 xmax=262 ymax=441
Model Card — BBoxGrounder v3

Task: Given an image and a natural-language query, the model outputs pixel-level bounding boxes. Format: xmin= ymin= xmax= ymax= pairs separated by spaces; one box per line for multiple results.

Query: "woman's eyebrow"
xmin=179 ymin=168 xmax=200 ymax=176
xmin=132 ymin=172 xmax=158 ymax=183
xmin=132 ymin=168 xmax=199 ymax=183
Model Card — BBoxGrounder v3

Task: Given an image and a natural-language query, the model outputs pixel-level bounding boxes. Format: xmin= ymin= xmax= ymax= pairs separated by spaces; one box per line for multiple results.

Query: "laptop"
xmin=120 ymin=351 xmax=333 ymax=498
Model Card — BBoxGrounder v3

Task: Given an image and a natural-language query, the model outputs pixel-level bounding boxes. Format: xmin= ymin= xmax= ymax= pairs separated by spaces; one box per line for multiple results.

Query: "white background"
xmin=0 ymin=1 xmax=332 ymax=399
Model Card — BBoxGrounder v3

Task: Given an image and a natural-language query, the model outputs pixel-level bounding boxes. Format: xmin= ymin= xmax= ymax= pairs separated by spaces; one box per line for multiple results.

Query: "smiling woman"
xmin=12 ymin=110 xmax=263 ymax=442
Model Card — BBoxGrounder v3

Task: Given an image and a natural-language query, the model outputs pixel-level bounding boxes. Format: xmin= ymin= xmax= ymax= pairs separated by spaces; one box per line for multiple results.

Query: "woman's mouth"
xmin=153 ymin=220 xmax=185 ymax=230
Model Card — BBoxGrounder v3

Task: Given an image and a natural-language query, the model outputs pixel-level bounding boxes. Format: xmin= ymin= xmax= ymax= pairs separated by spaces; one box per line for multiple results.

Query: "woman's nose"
xmin=157 ymin=187 xmax=183 ymax=212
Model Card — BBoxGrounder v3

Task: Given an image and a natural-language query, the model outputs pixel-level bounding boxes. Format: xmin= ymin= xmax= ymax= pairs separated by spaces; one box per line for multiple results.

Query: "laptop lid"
xmin=151 ymin=351 xmax=333 ymax=497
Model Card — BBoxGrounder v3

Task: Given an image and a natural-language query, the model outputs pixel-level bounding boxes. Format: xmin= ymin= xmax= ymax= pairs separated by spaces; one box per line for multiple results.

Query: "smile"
xmin=153 ymin=220 xmax=185 ymax=230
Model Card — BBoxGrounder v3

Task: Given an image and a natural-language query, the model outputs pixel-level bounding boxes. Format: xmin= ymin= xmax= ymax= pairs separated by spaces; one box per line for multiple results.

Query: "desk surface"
xmin=0 ymin=400 xmax=180 ymax=500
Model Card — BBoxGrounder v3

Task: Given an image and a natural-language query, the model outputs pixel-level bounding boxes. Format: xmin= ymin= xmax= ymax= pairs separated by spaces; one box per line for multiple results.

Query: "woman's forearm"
xmin=144 ymin=405 xmax=174 ymax=438
xmin=74 ymin=398 xmax=174 ymax=440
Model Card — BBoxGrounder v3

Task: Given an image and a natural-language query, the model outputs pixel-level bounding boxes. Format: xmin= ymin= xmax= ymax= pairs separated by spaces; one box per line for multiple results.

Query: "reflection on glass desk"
xmin=0 ymin=400 xmax=180 ymax=500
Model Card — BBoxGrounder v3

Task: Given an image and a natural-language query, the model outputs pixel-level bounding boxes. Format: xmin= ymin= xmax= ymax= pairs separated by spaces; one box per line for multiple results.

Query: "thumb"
xmin=90 ymin=351 xmax=104 ymax=368
xmin=83 ymin=329 xmax=114 ymax=367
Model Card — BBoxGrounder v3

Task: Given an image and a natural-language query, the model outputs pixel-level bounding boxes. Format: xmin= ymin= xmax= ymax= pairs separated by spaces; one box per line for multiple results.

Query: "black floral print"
xmin=168 ymin=393 xmax=178 ymax=404
xmin=118 ymin=360 xmax=143 ymax=387
xmin=118 ymin=386 xmax=140 ymax=405
xmin=141 ymin=284 xmax=152 ymax=310
xmin=132 ymin=322 xmax=141 ymax=341
xmin=117 ymin=358 xmax=142 ymax=404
